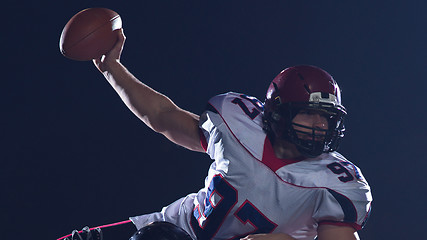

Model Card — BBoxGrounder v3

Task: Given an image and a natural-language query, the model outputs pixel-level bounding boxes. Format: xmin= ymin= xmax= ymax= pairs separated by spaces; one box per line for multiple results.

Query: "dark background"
xmin=2 ymin=1 xmax=425 ymax=239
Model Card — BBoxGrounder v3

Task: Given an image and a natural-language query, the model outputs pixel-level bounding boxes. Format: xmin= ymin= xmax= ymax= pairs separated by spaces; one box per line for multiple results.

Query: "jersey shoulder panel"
xmin=275 ymin=152 xmax=372 ymax=229
xmin=278 ymin=152 xmax=370 ymax=192
xmin=199 ymin=92 xmax=266 ymax=160
xmin=291 ymin=153 xmax=373 ymax=229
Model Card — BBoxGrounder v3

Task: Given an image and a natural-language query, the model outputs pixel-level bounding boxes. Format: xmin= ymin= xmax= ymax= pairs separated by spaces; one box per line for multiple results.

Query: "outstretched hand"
xmin=93 ymin=28 xmax=126 ymax=73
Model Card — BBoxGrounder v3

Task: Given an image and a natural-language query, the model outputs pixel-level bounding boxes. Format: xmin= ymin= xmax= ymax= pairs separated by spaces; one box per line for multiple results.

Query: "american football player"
xmin=62 ymin=28 xmax=372 ymax=240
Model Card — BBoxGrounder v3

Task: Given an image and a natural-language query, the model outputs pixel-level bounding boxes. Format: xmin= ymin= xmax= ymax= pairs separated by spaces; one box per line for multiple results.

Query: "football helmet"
xmin=129 ymin=221 xmax=192 ymax=240
xmin=263 ymin=65 xmax=346 ymax=157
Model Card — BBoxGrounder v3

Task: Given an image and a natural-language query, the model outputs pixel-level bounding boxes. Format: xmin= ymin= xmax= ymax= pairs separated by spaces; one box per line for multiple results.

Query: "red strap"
xmin=57 ymin=219 xmax=132 ymax=240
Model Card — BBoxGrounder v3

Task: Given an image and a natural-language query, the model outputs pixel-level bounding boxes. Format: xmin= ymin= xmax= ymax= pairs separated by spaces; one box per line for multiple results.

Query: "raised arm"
xmin=93 ymin=29 xmax=204 ymax=152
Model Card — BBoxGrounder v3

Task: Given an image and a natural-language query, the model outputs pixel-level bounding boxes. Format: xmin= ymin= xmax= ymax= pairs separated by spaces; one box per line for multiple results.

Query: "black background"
xmin=2 ymin=1 xmax=425 ymax=239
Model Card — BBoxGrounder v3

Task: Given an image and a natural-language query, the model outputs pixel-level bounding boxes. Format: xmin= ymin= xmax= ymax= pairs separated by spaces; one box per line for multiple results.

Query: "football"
xmin=59 ymin=8 xmax=122 ymax=61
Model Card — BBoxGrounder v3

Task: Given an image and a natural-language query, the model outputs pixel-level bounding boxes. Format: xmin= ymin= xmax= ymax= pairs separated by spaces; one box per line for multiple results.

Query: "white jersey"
xmin=131 ymin=92 xmax=372 ymax=240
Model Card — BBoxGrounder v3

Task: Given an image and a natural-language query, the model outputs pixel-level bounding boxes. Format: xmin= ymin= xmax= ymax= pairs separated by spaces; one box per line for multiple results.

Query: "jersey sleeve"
xmin=198 ymin=93 xmax=230 ymax=160
xmin=313 ymin=178 xmax=373 ymax=230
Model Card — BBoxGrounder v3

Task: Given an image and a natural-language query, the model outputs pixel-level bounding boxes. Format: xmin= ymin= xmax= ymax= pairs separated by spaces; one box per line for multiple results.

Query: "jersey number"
xmin=327 ymin=162 xmax=354 ymax=182
xmin=231 ymin=95 xmax=263 ymax=120
xmin=191 ymin=175 xmax=277 ymax=239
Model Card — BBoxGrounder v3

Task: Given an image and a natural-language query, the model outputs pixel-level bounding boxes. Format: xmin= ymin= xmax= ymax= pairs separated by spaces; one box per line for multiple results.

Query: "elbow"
xmin=139 ymin=115 xmax=165 ymax=133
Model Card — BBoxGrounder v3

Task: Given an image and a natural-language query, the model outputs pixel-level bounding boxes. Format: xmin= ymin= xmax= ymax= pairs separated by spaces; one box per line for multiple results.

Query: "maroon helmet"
xmin=263 ymin=65 xmax=346 ymax=157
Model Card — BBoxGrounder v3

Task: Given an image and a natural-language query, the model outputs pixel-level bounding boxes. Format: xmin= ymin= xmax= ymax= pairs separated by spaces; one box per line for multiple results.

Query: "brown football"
xmin=59 ymin=8 xmax=122 ymax=61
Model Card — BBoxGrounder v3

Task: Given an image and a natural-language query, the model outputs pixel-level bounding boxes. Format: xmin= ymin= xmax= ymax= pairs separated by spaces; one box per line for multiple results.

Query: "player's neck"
xmin=273 ymin=138 xmax=303 ymax=160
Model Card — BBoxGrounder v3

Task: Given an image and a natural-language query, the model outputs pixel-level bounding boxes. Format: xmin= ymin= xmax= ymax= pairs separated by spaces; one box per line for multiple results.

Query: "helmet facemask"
xmin=265 ymin=101 xmax=346 ymax=158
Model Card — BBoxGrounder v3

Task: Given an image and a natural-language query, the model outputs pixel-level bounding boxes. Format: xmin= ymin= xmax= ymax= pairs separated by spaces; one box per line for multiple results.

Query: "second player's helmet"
xmin=129 ymin=221 xmax=192 ymax=240
xmin=263 ymin=65 xmax=347 ymax=157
